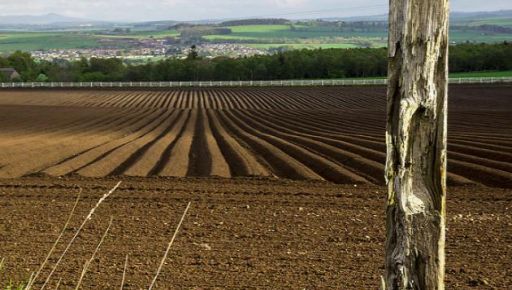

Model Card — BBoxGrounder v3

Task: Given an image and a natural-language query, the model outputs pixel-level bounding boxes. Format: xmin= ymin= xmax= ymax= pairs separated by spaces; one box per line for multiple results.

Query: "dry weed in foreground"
xmin=75 ymin=217 xmax=114 ymax=290
xmin=148 ymin=202 xmax=192 ymax=290
xmin=120 ymin=254 xmax=129 ymax=290
xmin=25 ymin=188 xmax=83 ymax=290
xmin=39 ymin=181 xmax=122 ymax=290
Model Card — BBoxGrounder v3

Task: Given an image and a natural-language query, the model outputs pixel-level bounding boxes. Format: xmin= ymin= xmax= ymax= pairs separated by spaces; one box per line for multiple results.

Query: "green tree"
xmin=36 ymin=73 xmax=49 ymax=82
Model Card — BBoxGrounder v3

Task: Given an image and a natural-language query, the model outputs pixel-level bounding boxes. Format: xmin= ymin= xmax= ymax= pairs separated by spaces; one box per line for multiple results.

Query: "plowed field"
xmin=0 ymin=85 xmax=511 ymax=187
xmin=0 ymin=85 xmax=511 ymax=289
xmin=1 ymin=177 xmax=511 ymax=289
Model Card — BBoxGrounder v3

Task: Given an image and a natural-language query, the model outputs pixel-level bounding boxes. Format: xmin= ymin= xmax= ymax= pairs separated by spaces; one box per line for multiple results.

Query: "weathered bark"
xmin=384 ymin=0 xmax=449 ymax=289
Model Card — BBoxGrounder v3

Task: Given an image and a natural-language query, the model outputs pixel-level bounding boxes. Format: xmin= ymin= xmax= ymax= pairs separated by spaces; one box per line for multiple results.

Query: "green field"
xmin=460 ymin=18 xmax=512 ymax=28
xmin=95 ymin=29 xmax=180 ymax=39
xmin=450 ymin=31 xmax=512 ymax=44
xmin=0 ymin=32 xmax=101 ymax=52
xmin=449 ymin=70 xmax=512 ymax=78
xmin=0 ymin=20 xmax=510 ymax=54
xmin=245 ymin=43 xmax=360 ymax=49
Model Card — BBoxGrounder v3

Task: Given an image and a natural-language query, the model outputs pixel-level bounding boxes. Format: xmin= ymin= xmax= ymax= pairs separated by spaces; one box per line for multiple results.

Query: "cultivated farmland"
xmin=0 ymin=85 xmax=510 ymax=187
xmin=0 ymin=85 xmax=511 ymax=289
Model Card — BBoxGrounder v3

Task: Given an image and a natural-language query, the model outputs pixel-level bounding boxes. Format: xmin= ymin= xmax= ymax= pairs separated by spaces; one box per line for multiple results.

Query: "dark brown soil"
xmin=0 ymin=85 xmax=510 ymax=187
xmin=1 ymin=176 xmax=510 ymax=289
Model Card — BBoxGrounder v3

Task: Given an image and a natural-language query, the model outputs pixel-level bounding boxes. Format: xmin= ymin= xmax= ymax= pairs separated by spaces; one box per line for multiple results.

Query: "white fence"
xmin=0 ymin=77 xmax=511 ymax=89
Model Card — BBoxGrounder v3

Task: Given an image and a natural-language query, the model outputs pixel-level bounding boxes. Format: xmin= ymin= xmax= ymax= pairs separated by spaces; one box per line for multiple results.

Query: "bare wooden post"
xmin=384 ymin=0 xmax=449 ymax=289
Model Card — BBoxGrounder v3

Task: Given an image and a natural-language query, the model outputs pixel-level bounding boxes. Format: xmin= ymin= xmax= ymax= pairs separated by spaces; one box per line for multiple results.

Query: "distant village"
xmin=30 ymin=40 xmax=268 ymax=62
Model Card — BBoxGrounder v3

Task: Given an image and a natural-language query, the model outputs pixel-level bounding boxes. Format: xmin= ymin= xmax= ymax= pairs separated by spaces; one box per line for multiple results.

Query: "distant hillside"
xmin=322 ymin=9 xmax=512 ymax=23
xmin=451 ymin=10 xmax=512 ymax=21
xmin=220 ymin=19 xmax=290 ymax=26
xmin=0 ymin=13 xmax=93 ymax=25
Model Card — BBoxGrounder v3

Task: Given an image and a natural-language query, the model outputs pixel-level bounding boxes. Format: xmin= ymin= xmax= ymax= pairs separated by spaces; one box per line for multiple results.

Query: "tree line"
xmin=0 ymin=42 xmax=510 ymax=82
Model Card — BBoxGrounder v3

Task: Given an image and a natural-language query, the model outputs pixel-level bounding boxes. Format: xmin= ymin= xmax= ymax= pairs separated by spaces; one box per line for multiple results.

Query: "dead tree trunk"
xmin=384 ymin=0 xmax=449 ymax=289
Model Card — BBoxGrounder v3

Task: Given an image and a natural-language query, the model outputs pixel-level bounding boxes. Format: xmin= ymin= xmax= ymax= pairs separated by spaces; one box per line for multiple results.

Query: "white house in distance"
xmin=0 ymin=68 xmax=21 ymax=81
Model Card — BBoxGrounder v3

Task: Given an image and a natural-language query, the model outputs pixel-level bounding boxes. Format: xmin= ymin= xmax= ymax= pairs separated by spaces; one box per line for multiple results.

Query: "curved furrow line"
xmin=148 ymin=111 xmax=191 ymax=175
xmin=229 ymin=110 xmax=371 ymax=185
xmin=166 ymin=90 xmax=177 ymax=108
xmin=208 ymin=90 xmax=220 ymax=109
xmin=306 ymin=90 xmax=351 ymax=110
xmin=136 ymin=91 xmax=157 ymax=109
xmin=290 ymin=91 xmax=334 ymax=110
xmin=123 ymin=110 xmax=189 ymax=176
xmin=280 ymin=90 xmax=325 ymax=110
xmin=41 ymin=109 xmax=169 ymax=176
xmin=0 ymin=107 xmax=144 ymax=149
xmin=252 ymin=110 xmax=386 ymax=159
xmin=449 ymin=151 xmax=512 ymax=173
xmin=177 ymin=90 xmax=187 ymax=109
xmin=134 ymin=91 xmax=157 ymax=109
xmin=451 ymin=135 xmax=512 ymax=145
xmin=185 ymin=90 xmax=193 ymax=109
xmin=109 ymin=91 xmax=134 ymax=108
xmin=449 ymin=160 xmax=512 ymax=188
xmin=219 ymin=89 xmax=234 ymax=109
xmin=318 ymin=89 xmax=385 ymax=110
xmin=450 ymin=139 xmax=512 ymax=153
xmin=77 ymin=110 xmax=177 ymax=177
xmin=217 ymin=110 xmax=322 ymax=181
xmin=249 ymin=110 xmax=504 ymax=186
xmin=199 ymin=109 xmax=231 ymax=177
xmin=0 ymin=108 xmax=158 ymax=178
xmin=221 ymin=90 xmax=237 ymax=110
xmin=156 ymin=91 xmax=170 ymax=109
xmin=57 ymin=92 xmax=86 ymax=107
xmin=186 ymin=110 xmax=213 ymax=176
xmin=127 ymin=92 xmax=152 ymax=108
xmin=185 ymin=90 xmax=194 ymax=109
xmin=36 ymin=110 xmax=158 ymax=174
xmin=207 ymin=110 xmax=270 ymax=177
xmin=203 ymin=90 xmax=213 ymax=109
xmin=0 ymin=108 xmax=118 ymax=143
xmin=161 ymin=91 xmax=174 ymax=109
xmin=230 ymin=90 xmax=251 ymax=110
xmin=235 ymin=89 xmax=263 ymax=110
xmin=256 ymin=89 xmax=296 ymax=110
xmin=233 ymin=110 xmax=376 ymax=184
xmin=157 ymin=109 xmax=198 ymax=176
xmin=98 ymin=92 xmax=131 ymax=108
xmin=144 ymin=92 xmax=161 ymax=109
xmin=112 ymin=92 xmax=140 ymax=108
xmin=95 ymin=92 xmax=125 ymax=108
xmin=250 ymin=89 xmax=281 ymax=110
xmin=226 ymin=110 xmax=357 ymax=182
xmin=175 ymin=90 xmax=185 ymax=109
xmin=293 ymin=110 xmax=385 ymax=132
xmin=73 ymin=110 xmax=174 ymax=177
xmin=255 ymin=110 xmax=386 ymax=151
xmin=267 ymin=109 xmax=384 ymax=135
xmin=256 ymin=110 xmax=509 ymax=185
xmin=267 ymin=90 xmax=298 ymax=110
xmin=152 ymin=91 xmax=167 ymax=108
xmin=108 ymin=110 xmax=184 ymax=176
xmin=449 ymin=143 xmax=512 ymax=163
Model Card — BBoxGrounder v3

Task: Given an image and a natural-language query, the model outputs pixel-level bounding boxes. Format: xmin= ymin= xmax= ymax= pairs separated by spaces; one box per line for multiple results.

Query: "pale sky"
xmin=1 ymin=0 xmax=511 ymax=22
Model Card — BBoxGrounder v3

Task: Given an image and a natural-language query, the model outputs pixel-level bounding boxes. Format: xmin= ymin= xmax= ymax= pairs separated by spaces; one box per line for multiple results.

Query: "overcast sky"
xmin=1 ymin=0 xmax=511 ymax=22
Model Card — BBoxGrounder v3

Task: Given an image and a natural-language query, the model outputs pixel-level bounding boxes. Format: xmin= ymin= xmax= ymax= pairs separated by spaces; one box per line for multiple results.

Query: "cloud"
xmin=0 ymin=0 xmax=510 ymax=21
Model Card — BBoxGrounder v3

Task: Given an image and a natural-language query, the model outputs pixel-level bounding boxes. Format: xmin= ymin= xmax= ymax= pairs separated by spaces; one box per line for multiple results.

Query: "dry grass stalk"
xmin=54 ymin=278 xmax=61 ymax=290
xmin=40 ymin=181 xmax=122 ymax=290
xmin=25 ymin=188 xmax=82 ymax=290
xmin=74 ymin=217 xmax=114 ymax=290
xmin=120 ymin=254 xmax=129 ymax=290
xmin=148 ymin=202 xmax=192 ymax=290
